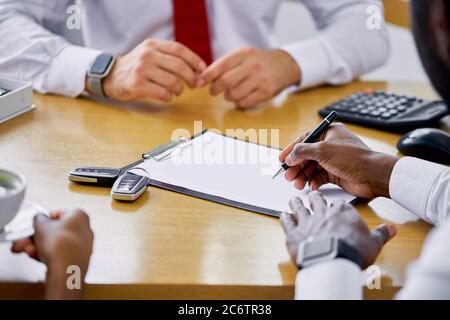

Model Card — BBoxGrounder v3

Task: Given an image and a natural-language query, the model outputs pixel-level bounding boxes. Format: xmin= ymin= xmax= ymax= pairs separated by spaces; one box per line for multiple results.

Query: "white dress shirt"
xmin=0 ymin=0 xmax=389 ymax=97
xmin=295 ymin=157 xmax=450 ymax=300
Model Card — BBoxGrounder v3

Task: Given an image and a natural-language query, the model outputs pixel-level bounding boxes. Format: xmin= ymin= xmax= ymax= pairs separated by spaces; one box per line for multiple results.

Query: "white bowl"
xmin=0 ymin=169 xmax=26 ymax=230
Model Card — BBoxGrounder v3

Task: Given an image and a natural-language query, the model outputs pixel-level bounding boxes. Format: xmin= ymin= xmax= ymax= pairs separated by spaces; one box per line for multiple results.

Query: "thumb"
xmin=371 ymin=224 xmax=397 ymax=247
xmin=285 ymin=143 xmax=321 ymax=166
xmin=33 ymin=213 xmax=50 ymax=233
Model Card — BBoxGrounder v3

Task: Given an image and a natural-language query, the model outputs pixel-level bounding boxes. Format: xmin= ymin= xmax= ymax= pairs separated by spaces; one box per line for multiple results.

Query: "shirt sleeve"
xmin=396 ymin=220 xmax=450 ymax=299
xmin=0 ymin=0 xmax=101 ymax=97
xmin=389 ymin=157 xmax=450 ymax=226
xmin=295 ymin=259 xmax=363 ymax=300
xmin=282 ymin=0 xmax=390 ymax=90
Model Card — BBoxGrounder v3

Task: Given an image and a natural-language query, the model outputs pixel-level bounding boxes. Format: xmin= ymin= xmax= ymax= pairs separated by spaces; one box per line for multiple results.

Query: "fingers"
xmin=308 ymin=191 xmax=328 ymax=216
xmin=32 ymin=213 xmax=49 ymax=232
xmin=288 ymin=197 xmax=310 ymax=223
xmin=135 ymin=80 xmax=173 ymax=102
xmin=11 ymin=238 xmax=33 ymax=253
xmin=280 ymin=212 xmax=297 ymax=234
xmin=157 ymin=52 xmax=198 ymax=87
xmin=49 ymin=211 xmax=62 ymax=220
xmin=63 ymin=209 xmax=91 ymax=230
xmin=199 ymin=49 xmax=247 ymax=85
xmin=308 ymin=170 xmax=331 ymax=191
xmin=293 ymin=162 xmax=319 ymax=190
xmin=285 ymin=142 xmax=323 ymax=166
xmin=284 ymin=161 xmax=307 ymax=182
xmin=371 ymin=224 xmax=397 ymax=247
xmin=11 ymin=238 xmax=38 ymax=259
xmin=210 ymin=65 xmax=250 ymax=96
xmin=235 ymin=89 xmax=267 ymax=109
xmin=224 ymin=77 xmax=258 ymax=103
xmin=156 ymin=40 xmax=207 ymax=73
xmin=279 ymin=132 xmax=309 ymax=163
xmin=144 ymin=67 xmax=183 ymax=96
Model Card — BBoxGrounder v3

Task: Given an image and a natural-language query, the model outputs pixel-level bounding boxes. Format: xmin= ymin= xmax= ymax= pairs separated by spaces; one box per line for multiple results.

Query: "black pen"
xmin=272 ymin=111 xmax=338 ymax=179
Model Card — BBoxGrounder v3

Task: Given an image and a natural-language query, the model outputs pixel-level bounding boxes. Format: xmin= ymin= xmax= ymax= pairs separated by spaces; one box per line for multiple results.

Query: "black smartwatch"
xmin=296 ymin=235 xmax=363 ymax=269
xmin=87 ymin=53 xmax=116 ymax=97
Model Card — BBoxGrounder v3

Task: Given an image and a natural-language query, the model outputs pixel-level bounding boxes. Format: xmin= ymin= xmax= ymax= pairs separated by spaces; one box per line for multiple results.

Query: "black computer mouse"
xmin=397 ymin=128 xmax=450 ymax=165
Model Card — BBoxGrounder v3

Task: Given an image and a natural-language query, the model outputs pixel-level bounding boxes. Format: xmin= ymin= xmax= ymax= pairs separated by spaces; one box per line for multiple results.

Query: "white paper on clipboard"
xmin=135 ymin=131 xmax=356 ymax=215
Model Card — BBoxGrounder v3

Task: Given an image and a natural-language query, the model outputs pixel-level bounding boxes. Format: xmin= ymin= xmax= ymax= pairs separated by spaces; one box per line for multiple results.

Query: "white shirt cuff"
xmin=47 ymin=45 xmax=102 ymax=97
xmin=281 ymin=37 xmax=331 ymax=91
xmin=295 ymin=258 xmax=363 ymax=300
xmin=389 ymin=157 xmax=447 ymax=225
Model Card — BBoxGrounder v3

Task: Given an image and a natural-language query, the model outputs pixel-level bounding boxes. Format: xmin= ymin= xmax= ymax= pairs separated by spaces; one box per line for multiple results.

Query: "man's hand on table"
xmin=101 ymin=39 xmax=207 ymax=102
xmin=279 ymin=123 xmax=399 ymax=199
xmin=11 ymin=209 xmax=94 ymax=300
xmin=280 ymin=192 xmax=397 ymax=269
xmin=97 ymin=43 xmax=301 ymax=108
xmin=198 ymin=47 xmax=301 ymax=109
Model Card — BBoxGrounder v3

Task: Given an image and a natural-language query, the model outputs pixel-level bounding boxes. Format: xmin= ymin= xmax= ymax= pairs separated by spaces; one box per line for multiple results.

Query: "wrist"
xmin=296 ymin=235 xmax=363 ymax=270
xmin=45 ymin=259 xmax=86 ymax=300
xmin=273 ymin=49 xmax=302 ymax=87
xmin=85 ymin=53 xmax=116 ymax=97
xmin=368 ymin=152 xmax=398 ymax=198
xmin=102 ymin=72 xmax=114 ymax=98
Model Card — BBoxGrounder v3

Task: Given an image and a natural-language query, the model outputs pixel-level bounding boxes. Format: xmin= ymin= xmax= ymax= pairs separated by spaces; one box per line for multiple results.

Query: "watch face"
xmin=90 ymin=54 xmax=114 ymax=75
xmin=304 ymin=237 xmax=334 ymax=260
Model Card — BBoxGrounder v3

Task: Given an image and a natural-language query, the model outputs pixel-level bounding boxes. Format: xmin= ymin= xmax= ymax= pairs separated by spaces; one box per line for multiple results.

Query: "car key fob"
xmin=68 ymin=167 xmax=122 ymax=187
xmin=111 ymin=173 xmax=149 ymax=202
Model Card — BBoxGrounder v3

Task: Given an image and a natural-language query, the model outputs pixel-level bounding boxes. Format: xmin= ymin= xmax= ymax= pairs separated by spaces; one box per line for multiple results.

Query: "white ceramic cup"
xmin=0 ymin=168 xmax=26 ymax=231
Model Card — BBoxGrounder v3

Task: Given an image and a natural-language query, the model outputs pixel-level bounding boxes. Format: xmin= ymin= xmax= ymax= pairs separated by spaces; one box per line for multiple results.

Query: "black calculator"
xmin=318 ymin=89 xmax=448 ymax=132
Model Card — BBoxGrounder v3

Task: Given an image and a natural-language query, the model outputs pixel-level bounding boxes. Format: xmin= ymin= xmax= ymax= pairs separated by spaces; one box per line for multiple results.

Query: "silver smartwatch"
xmin=296 ymin=235 xmax=363 ymax=269
xmin=87 ymin=53 xmax=116 ymax=97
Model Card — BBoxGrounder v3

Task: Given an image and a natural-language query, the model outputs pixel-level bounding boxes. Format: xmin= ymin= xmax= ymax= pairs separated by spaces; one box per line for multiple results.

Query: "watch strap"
xmin=337 ymin=239 xmax=364 ymax=269
xmin=297 ymin=236 xmax=364 ymax=270
xmin=88 ymin=76 xmax=105 ymax=97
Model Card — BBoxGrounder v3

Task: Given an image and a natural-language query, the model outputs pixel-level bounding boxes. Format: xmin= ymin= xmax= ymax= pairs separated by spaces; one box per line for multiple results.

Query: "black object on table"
xmin=319 ymin=89 xmax=448 ymax=132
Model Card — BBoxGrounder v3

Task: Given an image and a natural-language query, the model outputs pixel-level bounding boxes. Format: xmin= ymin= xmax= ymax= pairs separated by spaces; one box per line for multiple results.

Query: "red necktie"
xmin=172 ymin=0 xmax=213 ymax=65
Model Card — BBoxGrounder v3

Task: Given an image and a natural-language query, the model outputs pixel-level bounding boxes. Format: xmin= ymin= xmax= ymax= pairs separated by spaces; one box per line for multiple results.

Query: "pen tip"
xmin=272 ymin=168 xmax=284 ymax=179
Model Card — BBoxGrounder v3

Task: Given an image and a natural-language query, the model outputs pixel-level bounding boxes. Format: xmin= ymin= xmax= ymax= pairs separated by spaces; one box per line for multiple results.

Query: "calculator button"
xmin=370 ymin=111 xmax=381 ymax=117
xmin=378 ymin=107 xmax=388 ymax=113
xmin=389 ymin=109 xmax=399 ymax=115
xmin=381 ymin=113 xmax=392 ymax=119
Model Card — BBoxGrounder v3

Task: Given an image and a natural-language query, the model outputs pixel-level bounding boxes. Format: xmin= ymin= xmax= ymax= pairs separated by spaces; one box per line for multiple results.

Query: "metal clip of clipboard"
xmin=142 ymin=136 xmax=190 ymax=162
xmin=110 ymin=137 xmax=190 ymax=202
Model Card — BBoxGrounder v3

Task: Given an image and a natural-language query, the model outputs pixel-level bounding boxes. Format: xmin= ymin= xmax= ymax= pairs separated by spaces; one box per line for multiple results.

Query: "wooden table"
xmin=0 ymin=81 xmax=446 ymax=299
xmin=383 ymin=0 xmax=410 ymax=29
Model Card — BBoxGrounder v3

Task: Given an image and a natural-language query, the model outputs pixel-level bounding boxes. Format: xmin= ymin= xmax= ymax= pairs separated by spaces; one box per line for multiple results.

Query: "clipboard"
xmin=134 ymin=130 xmax=356 ymax=218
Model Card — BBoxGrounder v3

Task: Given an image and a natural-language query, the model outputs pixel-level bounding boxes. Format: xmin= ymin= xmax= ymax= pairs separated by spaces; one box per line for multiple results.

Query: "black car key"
xmin=68 ymin=167 xmax=122 ymax=187
xmin=68 ymin=159 xmax=144 ymax=187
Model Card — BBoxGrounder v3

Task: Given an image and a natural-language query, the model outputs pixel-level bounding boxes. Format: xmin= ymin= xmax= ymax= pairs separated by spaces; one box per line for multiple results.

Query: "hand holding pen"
xmin=277 ymin=118 xmax=398 ymax=198
xmin=273 ymin=111 xmax=338 ymax=179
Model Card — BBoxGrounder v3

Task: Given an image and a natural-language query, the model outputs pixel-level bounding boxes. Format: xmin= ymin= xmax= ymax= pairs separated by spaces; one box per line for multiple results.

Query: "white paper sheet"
xmin=135 ymin=131 xmax=355 ymax=214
